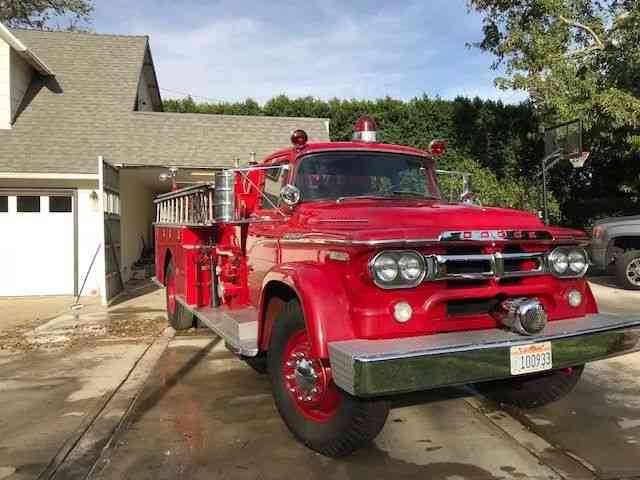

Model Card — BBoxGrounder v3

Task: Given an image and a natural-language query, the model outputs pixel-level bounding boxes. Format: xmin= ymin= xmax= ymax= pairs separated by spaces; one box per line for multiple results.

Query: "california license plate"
xmin=510 ymin=342 xmax=552 ymax=376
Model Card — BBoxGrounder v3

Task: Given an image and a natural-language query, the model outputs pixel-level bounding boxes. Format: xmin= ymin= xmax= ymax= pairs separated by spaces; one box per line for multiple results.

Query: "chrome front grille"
xmin=424 ymin=252 xmax=547 ymax=281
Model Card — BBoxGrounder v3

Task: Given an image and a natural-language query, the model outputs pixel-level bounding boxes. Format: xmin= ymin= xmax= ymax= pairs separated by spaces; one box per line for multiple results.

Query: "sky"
xmin=89 ymin=0 xmax=527 ymax=105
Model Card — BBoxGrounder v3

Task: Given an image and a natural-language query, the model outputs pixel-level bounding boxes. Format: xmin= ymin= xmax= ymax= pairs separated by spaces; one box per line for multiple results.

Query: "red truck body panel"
xmin=154 ymin=140 xmax=596 ymax=359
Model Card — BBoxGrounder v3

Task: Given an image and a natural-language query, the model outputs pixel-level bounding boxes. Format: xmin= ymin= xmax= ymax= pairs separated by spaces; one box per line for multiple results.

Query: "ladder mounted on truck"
xmin=155 ymin=183 xmax=216 ymax=226
xmin=154 ymin=165 xmax=288 ymax=227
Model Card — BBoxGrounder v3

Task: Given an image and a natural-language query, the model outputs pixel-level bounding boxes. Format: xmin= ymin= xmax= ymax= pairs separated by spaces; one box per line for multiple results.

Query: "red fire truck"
xmin=154 ymin=116 xmax=640 ymax=457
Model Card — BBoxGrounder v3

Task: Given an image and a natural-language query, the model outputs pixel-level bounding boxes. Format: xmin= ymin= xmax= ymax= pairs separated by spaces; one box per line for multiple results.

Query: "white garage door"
xmin=0 ymin=193 xmax=75 ymax=296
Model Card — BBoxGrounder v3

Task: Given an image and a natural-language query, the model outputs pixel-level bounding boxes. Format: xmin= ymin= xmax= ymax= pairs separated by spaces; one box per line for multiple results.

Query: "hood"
xmin=595 ymin=215 xmax=640 ymax=227
xmin=292 ymin=200 xmax=563 ymax=243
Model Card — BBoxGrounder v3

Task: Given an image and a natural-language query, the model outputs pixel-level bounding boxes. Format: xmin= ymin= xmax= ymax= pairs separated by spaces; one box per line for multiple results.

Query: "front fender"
xmin=603 ymin=227 xmax=640 ymax=261
xmin=604 ymin=224 xmax=640 ymax=244
xmin=259 ymin=262 xmax=355 ymax=358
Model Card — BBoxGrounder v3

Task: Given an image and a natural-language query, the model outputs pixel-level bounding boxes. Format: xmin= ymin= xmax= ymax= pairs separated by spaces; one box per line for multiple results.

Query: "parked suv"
xmin=591 ymin=215 xmax=640 ymax=290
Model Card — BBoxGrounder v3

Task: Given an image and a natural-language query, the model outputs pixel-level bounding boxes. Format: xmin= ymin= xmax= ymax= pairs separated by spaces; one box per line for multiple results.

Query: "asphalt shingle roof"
xmin=0 ymin=29 xmax=329 ymax=174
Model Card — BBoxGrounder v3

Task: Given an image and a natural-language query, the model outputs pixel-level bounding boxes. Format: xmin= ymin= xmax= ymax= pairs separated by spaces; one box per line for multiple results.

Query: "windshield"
xmin=294 ymin=152 xmax=440 ymax=202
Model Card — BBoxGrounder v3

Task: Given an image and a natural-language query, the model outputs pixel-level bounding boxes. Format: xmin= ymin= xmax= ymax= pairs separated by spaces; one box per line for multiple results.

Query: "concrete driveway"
xmin=90 ymin=280 xmax=640 ymax=480
xmin=0 ymin=284 xmax=170 ymax=480
xmin=0 ymin=295 xmax=100 ymax=335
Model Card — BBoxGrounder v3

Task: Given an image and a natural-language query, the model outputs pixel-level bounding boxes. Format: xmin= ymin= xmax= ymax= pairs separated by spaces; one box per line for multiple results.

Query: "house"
xmin=0 ymin=23 xmax=329 ymax=303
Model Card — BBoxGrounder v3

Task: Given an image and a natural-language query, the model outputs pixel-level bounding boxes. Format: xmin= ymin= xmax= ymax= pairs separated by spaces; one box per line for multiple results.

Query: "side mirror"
xmin=280 ymin=184 xmax=301 ymax=207
xmin=459 ymin=175 xmax=481 ymax=206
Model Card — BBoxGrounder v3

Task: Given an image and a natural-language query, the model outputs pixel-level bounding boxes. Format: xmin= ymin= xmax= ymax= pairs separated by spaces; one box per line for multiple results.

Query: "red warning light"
xmin=353 ymin=115 xmax=378 ymax=143
xmin=428 ymin=139 xmax=448 ymax=156
xmin=291 ymin=129 xmax=308 ymax=148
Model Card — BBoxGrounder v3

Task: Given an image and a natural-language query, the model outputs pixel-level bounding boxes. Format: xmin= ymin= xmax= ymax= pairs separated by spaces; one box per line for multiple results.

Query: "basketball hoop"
xmin=540 ymin=119 xmax=588 ymax=225
xmin=569 ymin=151 xmax=590 ymax=169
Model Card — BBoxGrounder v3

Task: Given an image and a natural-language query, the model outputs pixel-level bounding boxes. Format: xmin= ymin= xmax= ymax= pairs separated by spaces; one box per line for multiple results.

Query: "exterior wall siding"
xmin=136 ymin=68 xmax=155 ymax=112
xmin=77 ymin=186 xmax=104 ymax=296
xmin=0 ymin=40 xmax=10 ymax=129
xmin=9 ymin=48 xmax=33 ymax=122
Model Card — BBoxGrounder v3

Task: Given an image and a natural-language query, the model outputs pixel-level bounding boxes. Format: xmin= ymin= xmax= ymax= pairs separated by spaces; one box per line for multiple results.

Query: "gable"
xmin=135 ymin=45 xmax=162 ymax=112
xmin=0 ymin=38 xmax=33 ymax=129
xmin=7 ymin=28 xmax=149 ymax=116
xmin=0 ymin=27 xmax=330 ymax=174
xmin=9 ymin=48 xmax=34 ymax=122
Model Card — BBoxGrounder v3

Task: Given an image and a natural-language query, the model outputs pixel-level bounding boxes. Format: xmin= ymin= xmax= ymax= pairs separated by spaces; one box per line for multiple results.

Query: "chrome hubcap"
xmin=286 ymin=352 xmax=321 ymax=402
xmin=627 ymin=259 xmax=640 ymax=286
xmin=294 ymin=358 xmax=318 ymax=393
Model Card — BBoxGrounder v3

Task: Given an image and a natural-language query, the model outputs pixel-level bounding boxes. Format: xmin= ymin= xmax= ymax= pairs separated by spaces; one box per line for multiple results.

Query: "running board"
xmin=175 ymin=296 xmax=259 ymax=357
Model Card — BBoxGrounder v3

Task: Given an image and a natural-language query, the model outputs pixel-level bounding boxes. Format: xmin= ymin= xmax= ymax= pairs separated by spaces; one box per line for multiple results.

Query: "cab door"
xmin=245 ymin=159 xmax=290 ymax=306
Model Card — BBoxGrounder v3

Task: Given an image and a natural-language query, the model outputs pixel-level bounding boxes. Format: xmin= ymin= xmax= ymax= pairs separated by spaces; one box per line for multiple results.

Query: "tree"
xmin=468 ymin=0 xmax=640 ymax=226
xmin=164 ymin=94 xmax=559 ymax=220
xmin=0 ymin=0 xmax=93 ymax=29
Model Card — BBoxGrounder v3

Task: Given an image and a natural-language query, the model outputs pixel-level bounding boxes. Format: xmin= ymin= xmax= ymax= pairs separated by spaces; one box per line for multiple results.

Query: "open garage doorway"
xmin=117 ymin=166 xmax=217 ymax=287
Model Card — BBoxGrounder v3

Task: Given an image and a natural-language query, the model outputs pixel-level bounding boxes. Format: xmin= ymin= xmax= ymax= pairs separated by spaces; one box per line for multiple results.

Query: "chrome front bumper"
xmin=328 ymin=314 xmax=640 ymax=397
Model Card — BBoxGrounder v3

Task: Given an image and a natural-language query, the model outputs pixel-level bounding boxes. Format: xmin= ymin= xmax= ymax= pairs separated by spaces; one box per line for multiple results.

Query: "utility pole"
xmin=538 ymin=150 xmax=563 ymax=225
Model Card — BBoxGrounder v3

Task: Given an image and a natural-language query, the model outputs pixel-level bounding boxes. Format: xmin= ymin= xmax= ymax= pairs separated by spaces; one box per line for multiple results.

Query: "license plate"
xmin=510 ymin=342 xmax=552 ymax=376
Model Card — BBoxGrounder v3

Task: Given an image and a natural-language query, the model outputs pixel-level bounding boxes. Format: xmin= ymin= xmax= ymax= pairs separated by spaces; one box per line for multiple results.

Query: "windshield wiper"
xmin=391 ymin=190 xmax=437 ymax=199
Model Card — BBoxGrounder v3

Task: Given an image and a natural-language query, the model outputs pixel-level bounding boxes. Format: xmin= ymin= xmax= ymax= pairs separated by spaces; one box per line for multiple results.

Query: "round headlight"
xmin=568 ymin=249 xmax=587 ymax=274
xmin=373 ymin=254 xmax=398 ymax=282
xmin=549 ymin=249 xmax=569 ymax=275
xmin=398 ymin=254 xmax=424 ymax=281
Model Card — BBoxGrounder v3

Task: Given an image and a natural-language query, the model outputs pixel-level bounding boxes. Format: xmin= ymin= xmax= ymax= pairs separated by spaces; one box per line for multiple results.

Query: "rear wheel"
xmin=165 ymin=262 xmax=195 ymax=331
xmin=267 ymin=299 xmax=389 ymax=457
xmin=476 ymin=366 xmax=584 ymax=409
xmin=616 ymin=250 xmax=640 ymax=290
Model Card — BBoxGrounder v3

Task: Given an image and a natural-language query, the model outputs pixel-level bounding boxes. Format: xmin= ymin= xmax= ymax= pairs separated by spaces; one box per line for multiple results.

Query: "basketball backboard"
xmin=544 ymin=119 xmax=589 ymax=167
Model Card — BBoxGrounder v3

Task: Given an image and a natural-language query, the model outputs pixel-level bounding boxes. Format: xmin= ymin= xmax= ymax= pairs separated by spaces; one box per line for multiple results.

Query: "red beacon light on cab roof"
xmin=353 ymin=115 xmax=378 ymax=143
xmin=291 ymin=129 xmax=308 ymax=149
xmin=428 ymin=138 xmax=448 ymax=156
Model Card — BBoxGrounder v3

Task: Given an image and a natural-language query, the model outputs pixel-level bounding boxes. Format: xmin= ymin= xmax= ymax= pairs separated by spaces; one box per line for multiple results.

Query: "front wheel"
xmin=267 ymin=300 xmax=389 ymax=457
xmin=616 ymin=250 xmax=640 ymax=290
xmin=475 ymin=366 xmax=584 ymax=409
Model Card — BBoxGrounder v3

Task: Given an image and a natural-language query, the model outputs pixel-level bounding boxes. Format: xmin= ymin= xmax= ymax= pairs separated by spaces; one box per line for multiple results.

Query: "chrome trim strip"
xmin=329 ymin=314 xmax=640 ymax=396
xmin=439 ymin=230 xmax=554 ymax=242
xmin=280 ymin=235 xmax=564 ymax=248
xmin=280 ymin=236 xmax=441 ymax=246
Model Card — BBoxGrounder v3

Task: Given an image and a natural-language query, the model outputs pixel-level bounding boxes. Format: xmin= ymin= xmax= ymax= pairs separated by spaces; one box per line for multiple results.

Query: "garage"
xmin=0 ymin=28 xmax=329 ymax=301
xmin=0 ymin=190 xmax=76 ymax=296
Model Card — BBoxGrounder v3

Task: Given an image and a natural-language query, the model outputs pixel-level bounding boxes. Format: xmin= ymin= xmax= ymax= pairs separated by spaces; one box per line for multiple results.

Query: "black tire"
xmin=267 ymin=300 xmax=390 ymax=457
xmin=165 ymin=262 xmax=195 ymax=331
xmin=476 ymin=366 xmax=584 ymax=409
xmin=243 ymin=354 xmax=268 ymax=374
xmin=615 ymin=250 xmax=640 ymax=290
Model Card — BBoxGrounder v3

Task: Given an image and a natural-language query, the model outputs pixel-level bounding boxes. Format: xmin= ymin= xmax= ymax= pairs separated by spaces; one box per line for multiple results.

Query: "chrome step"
xmin=176 ymin=296 xmax=259 ymax=356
